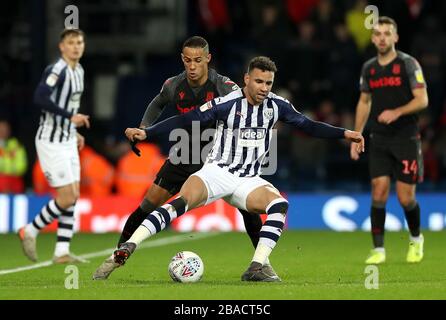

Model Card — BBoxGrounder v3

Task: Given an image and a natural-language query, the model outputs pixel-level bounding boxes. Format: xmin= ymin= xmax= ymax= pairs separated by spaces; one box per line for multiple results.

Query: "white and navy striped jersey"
xmin=204 ymin=89 xmax=301 ymax=177
xmin=146 ymin=88 xmax=346 ymax=177
xmin=34 ymin=58 xmax=84 ymax=143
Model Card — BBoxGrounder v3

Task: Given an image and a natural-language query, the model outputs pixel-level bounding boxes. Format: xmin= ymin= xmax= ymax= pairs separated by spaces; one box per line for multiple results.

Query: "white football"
xmin=168 ymin=251 xmax=204 ymax=283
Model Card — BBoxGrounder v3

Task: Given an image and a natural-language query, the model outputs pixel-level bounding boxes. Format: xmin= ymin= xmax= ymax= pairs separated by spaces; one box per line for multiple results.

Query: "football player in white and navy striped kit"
xmin=18 ymin=29 xmax=90 ymax=264
xmin=118 ymin=57 xmax=365 ymax=281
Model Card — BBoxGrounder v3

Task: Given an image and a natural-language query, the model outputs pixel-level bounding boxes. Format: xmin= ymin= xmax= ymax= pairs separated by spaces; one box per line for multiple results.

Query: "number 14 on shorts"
xmin=402 ymin=159 xmax=418 ymax=175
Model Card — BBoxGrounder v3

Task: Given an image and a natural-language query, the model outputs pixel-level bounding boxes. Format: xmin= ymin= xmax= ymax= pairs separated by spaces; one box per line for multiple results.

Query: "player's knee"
xmin=178 ymin=177 xmax=207 ymax=209
xmin=247 ymin=186 xmax=282 ymax=213
xmin=177 ymin=192 xmax=195 ymax=209
xmin=372 ymin=188 xmax=388 ymax=203
xmin=145 ymin=185 xmax=171 ymax=207
xmin=69 ymin=189 xmax=79 ymax=204
xmin=74 ymin=188 xmax=80 ymax=200
xmin=54 ymin=199 xmax=73 ymax=212
xmin=56 ymin=191 xmax=78 ymax=209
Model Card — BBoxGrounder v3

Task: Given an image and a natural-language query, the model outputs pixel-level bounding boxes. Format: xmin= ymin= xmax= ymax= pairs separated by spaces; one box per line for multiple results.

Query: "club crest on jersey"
xmin=206 ymin=92 xmax=214 ymax=101
xmin=392 ymin=64 xmax=400 ymax=75
xmin=263 ymin=108 xmax=274 ymax=120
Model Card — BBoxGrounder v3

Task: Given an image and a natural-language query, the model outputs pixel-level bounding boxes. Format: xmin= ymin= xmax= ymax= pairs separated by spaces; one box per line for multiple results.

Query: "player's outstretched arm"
xmin=296 ymin=116 xmax=365 ymax=153
xmin=280 ymin=101 xmax=347 ymax=139
xmin=139 ymin=104 xmax=217 ymax=141
xmin=279 ymin=101 xmax=365 ymax=155
xmin=124 ymin=115 xmax=188 ymax=144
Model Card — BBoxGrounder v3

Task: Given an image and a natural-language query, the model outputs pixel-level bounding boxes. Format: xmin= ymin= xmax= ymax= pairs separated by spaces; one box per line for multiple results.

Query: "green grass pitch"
xmin=1 ymin=231 xmax=445 ymax=300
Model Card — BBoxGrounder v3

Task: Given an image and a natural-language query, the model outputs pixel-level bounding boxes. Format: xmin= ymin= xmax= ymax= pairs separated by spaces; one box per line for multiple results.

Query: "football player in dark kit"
xmin=351 ymin=17 xmax=429 ymax=264
xmin=93 ymin=36 xmax=278 ymax=280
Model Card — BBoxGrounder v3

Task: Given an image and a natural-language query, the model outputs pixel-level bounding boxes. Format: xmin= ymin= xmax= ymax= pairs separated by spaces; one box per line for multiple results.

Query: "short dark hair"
xmin=60 ymin=28 xmax=85 ymax=41
xmin=182 ymin=36 xmax=209 ymax=54
xmin=248 ymin=56 xmax=277 ymax=73
xmin=377 ymin=16 xmax=398 ymax=33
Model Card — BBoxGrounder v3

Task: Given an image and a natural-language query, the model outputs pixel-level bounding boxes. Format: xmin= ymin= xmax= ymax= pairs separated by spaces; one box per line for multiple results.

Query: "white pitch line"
xmin=0 ymin=232 xmax=219 ymax=276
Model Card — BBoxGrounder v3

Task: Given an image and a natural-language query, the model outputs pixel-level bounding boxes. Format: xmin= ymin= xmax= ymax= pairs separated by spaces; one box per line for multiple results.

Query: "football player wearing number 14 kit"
xmin=351 ymin=17 xmax=429 ymax=264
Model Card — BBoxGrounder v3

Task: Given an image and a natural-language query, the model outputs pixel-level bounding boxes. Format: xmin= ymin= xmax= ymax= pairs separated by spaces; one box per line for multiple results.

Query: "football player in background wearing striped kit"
xmin=118 ymin=56 xmax=365 ymax=281
xmin=18 ymin=29 xmax=90 ymax=264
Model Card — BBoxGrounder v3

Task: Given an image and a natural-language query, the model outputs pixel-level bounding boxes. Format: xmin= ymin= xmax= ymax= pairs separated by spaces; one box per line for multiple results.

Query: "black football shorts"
xmin=369 ymin=133 xmax=424 ymax=184
xmin=154 ymin=160 xmax=203 ymax=195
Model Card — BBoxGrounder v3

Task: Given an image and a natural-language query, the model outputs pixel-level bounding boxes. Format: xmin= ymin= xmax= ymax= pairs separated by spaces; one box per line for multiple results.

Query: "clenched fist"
xmin=125 ymin=128 xmax=147 ymax=142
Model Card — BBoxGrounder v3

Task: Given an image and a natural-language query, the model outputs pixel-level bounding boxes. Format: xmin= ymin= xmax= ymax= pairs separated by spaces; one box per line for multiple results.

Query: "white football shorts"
xmin=192 ymin=163 xmax=273 ymax=211
xmin=35 ymin=138 xmax=80 ymax=187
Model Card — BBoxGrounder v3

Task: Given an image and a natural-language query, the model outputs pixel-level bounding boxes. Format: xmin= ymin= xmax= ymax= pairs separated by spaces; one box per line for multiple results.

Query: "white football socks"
xmin=25 ymin=224 xmax=39 ymax=238
xmin=54 ymin=242 xmax=70 ymax=257
xmin=128 ymin=225 xmax=151 ymax=246
xmin=374 ymin=247 xmax=385 ymax=253
xmin=252 ymin=243 xmax=273 ymax=265
xmin=410 ymin=234 xmax=423 ymax=243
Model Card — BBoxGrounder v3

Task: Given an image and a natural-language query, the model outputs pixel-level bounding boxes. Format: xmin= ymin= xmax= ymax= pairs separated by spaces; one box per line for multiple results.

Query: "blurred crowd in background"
xmin=1 ymin=0 xmax=446 ymax=195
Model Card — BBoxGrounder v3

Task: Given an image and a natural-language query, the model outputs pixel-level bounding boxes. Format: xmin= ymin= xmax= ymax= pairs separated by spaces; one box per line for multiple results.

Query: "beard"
xmin=377 ymin=45 xmax=392 ymax=56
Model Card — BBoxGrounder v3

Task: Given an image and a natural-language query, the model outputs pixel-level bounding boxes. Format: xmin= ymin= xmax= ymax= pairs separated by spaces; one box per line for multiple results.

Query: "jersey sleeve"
xmin=33 ymin=65 xmax=72 ymax=118
xmin=139 ymin=77 xmax=176 ymax=127
xmin=404 ymin=57 xmax=427 ymax=89
xmin=216 ymin=74 xmax=240 ymax=96
xmin=144 ymin=99 xmax=219 ymax=139
xmin=359 ymin=63 xmax=371 ymax=93
xmin=278 ymin=101 xmax=345 ymax=139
